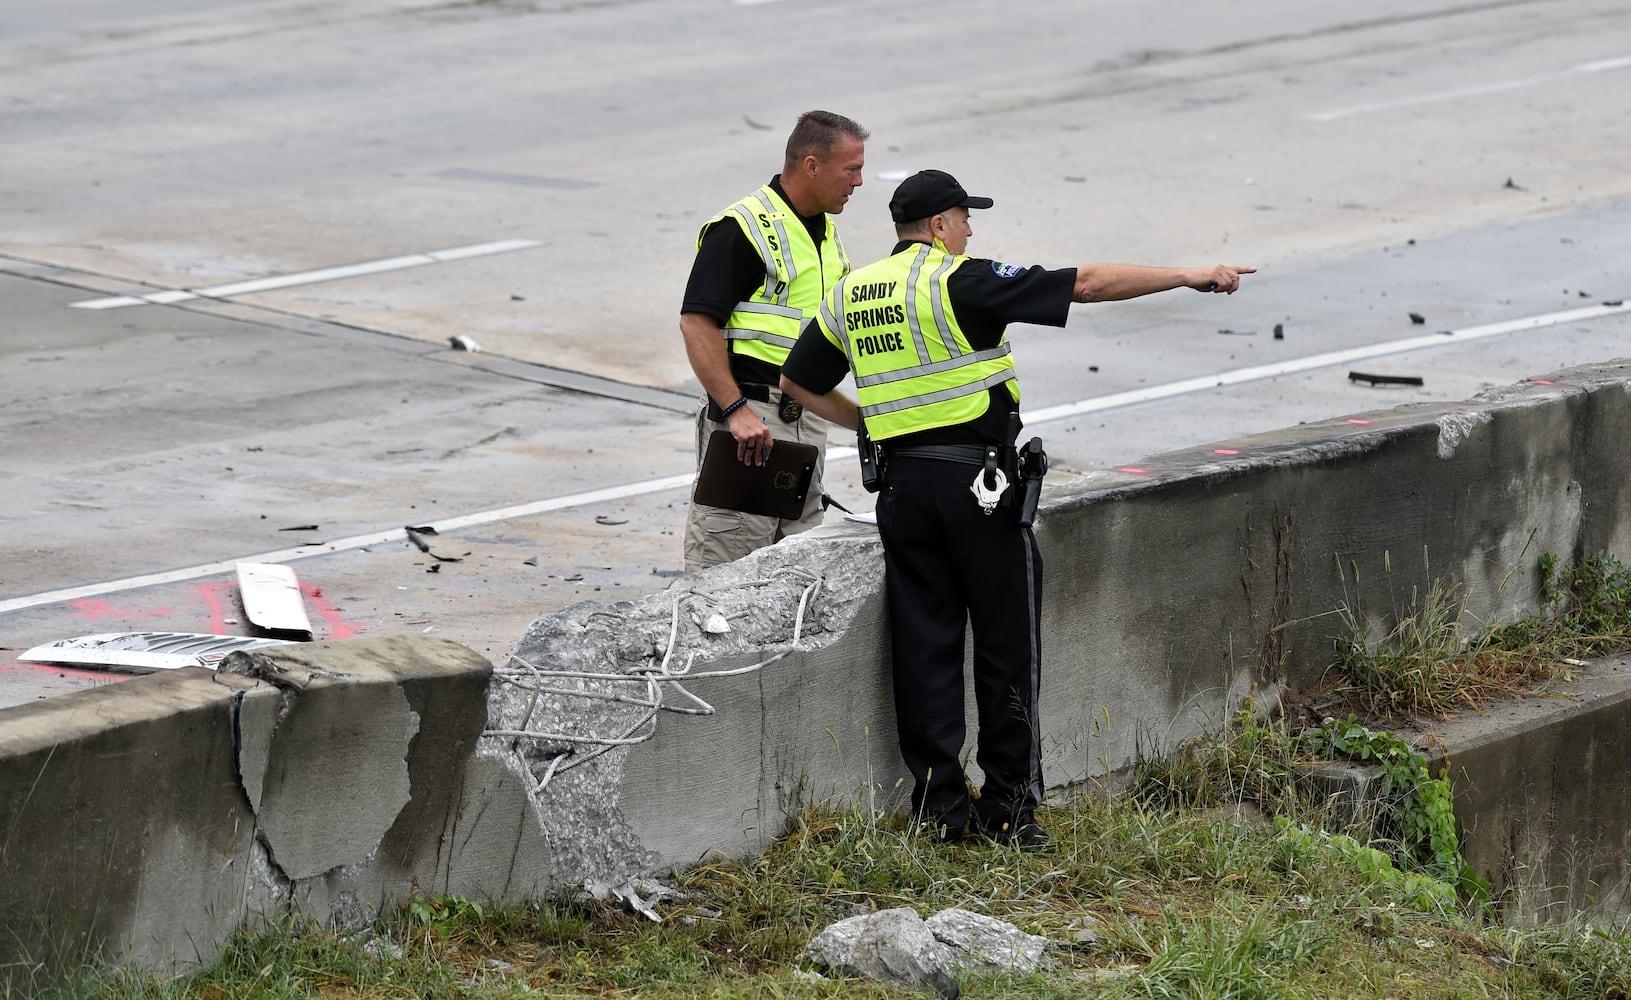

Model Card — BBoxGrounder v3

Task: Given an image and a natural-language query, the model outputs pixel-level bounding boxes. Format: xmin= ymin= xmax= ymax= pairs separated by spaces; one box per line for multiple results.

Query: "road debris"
xmin=237 ymin=562 xmax=314 ymax=639
xmin=1349 ymin=371 xmax=1425 ymax=387
xmin=449 ymin=334 xmax=482 ymax=352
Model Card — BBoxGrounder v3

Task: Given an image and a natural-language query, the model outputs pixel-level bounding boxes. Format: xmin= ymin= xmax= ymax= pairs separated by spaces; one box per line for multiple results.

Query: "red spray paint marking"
xmin=70 ymin=598 xmax=174 ymax=621
xmin=1117 ymin=467 xmax=1150 ymax=475
xmin=1213 ymin=449 xmax=1241 ymax=456
xmin=1532 ymin=379 xmax=1558 ymax=385
xmin=1346 ymin=419 xmax=1372 ymax=425
xmin=197 ymin=581 xmax=236 ymax=635
xmin=302 ymin=584 xmax=358 ymax=640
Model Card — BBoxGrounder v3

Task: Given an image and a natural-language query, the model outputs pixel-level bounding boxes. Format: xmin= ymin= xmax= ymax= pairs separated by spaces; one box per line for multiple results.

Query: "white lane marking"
xmin=2 ymin=301 xmax=1626 ymax=615
xmin=1024 ymin=301 xmax=1630 ymax=426
xmin=68 ymin=239 xmax=542 ymax=310
xmin=0 ymin=472 xmax=694 ymax=615
xmin=1306 ymin=55 xmax=1631 ymax=122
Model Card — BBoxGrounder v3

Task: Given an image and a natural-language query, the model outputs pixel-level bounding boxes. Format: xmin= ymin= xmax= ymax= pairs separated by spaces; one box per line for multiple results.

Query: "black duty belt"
xmin=886 ymin=444 xmax=992 ymax=466
xmin=707 ymin=384 xmax=804 ymax=424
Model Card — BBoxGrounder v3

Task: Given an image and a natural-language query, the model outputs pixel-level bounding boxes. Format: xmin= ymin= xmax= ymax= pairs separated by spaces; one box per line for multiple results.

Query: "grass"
xmin=27 ymin=794 xmax=1631 ymax=999
xmin=1333 ymin=551 xmax=1631 ymax=719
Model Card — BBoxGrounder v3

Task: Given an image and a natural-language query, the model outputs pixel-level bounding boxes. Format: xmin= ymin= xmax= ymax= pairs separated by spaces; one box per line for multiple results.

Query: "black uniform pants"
xmin=876 ymin=456 xmax=1045 ymax=837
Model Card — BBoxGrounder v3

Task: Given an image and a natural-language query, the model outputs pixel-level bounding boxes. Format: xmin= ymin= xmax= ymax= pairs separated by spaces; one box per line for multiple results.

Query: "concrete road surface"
xmin=3 ymin=0 xmax=1629 ymax=704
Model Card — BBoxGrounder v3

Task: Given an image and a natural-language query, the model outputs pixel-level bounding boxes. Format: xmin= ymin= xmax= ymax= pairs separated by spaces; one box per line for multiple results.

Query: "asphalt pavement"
xmin=4 ymin=0 xmax=1630 ymax=705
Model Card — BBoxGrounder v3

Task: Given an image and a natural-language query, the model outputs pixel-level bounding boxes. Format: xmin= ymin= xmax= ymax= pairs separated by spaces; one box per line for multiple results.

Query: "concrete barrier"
xmin=0 ymin=637 xmax=552 ymax=983
xmin=4 ymin=361 xmax=1630 ymax=980
xmin=491 ymin=360 xmax=1631 ymax=910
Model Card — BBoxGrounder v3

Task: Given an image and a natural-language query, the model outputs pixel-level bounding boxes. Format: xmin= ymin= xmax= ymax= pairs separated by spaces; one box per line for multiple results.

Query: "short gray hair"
xmin=783 ymin=110 xmax=868 ymax=172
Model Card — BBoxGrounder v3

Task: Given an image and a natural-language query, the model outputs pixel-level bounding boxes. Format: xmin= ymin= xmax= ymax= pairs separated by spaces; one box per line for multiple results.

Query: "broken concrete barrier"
xmin=0 ymin=637 xmax=551 ymax=983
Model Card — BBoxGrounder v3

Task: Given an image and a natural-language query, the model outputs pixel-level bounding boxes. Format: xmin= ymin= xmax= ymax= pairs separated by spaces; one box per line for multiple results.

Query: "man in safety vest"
xmin=778 ymin=168 xmax=1253 ymax=846
xmin=679 ymin=110 xmax=868 ymax=573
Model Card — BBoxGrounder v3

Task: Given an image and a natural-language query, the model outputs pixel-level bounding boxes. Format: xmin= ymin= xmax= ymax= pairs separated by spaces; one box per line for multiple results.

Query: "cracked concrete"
xmin=225 ymin=648 xmax=420 ymax=881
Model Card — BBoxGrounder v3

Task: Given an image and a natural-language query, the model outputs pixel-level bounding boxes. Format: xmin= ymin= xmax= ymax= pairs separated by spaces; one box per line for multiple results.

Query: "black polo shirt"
xmin=780 ymin=241 xmax=1076 ymax=446
xmin=681 ymin=176 xmax=827 ymax=388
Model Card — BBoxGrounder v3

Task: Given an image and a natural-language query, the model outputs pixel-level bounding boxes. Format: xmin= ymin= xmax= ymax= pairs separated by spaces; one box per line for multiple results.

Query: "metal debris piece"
xmin=18 ymin=632 xmax=297 ymax=673
xmin=237 ymin=562 xmax=314 ymax=639
xmin=1349 ymin=371 xmax=1424 ymax=387
xmin=406 ymin=525 xmax=462 ymax=562
xmin=594 ymin=515 xmax=628 ymax=526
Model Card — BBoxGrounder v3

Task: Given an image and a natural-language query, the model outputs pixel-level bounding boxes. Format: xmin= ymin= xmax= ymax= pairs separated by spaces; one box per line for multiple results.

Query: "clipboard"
xmin=692 ymin=430 xmax=818 ymax=519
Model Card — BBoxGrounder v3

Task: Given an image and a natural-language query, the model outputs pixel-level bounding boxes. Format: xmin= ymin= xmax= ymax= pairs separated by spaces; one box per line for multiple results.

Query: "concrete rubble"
xmin=804 ymin=906 xmax=1049 ymax=996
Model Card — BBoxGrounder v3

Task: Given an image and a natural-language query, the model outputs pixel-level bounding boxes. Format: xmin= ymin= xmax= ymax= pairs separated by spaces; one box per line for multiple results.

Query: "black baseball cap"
xmin=888 ymin=169 xmax=995 ymax=223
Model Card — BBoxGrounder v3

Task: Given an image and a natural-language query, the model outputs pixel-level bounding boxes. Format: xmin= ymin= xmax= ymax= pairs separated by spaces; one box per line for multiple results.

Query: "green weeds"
xmin=1336 ymin=551 xmax=1631 ymax=719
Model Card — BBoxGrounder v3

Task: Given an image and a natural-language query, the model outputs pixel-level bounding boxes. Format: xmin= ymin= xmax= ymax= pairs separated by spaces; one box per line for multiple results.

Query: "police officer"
xmin=679 ymin=110 xmax=868 ymax=573
xmin=778 ymin=169 xmax=1253 ymax=845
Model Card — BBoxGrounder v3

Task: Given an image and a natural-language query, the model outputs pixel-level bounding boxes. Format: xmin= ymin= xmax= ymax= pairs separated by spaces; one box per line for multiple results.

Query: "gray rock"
xmin=927 ymin=907 xmax=1048 ymax=975
xmin=806 ymin=907 xmax=960 ymax=997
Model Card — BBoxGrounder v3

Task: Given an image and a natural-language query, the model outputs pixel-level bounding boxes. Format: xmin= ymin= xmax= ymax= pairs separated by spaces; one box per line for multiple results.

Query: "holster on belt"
xmin=858 ymin=422 xmax=884 ymax=493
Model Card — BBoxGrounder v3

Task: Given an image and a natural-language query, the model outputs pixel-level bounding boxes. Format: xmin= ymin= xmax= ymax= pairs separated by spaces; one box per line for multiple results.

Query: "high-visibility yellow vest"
xmin=700 ymin=185 xmax=851 ymax=368
xmin=815 ymin=243 xmax=1019 ymax=441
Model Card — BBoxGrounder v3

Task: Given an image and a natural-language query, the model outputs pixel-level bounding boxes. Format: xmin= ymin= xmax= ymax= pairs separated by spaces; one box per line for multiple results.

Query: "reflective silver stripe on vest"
xmin=926 ymin=252 xmax=961 ymax=358
xmin=729 ymin=204 xmax=777 ymax=283
xmin=858 ymin=369 xmax=1016 ymax=418
xmin=902 ymin=245 xmax=933 ymax=365
xmin=832 ymin=227 xmax=851 ymax=274
xmin=825 ymin=277 xmax=855 ymax=363
xmin=852 ymin=344 xmax=1012 ymax=389
xmin=731 ymin=301 xmax=806 ymax=322
xmin=752 ymin=190 xmax=796 ymax=307
xmin=723 ymin=327 xmax=799 ymax=349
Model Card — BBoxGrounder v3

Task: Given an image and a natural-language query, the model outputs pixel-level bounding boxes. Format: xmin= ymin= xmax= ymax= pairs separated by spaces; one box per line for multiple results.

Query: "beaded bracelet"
xmin=719 ymin=395 xmax=750 ymax=419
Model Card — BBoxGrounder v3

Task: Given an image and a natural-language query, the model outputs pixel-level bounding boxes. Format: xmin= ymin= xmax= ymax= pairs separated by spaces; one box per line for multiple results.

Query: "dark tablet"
xmin=692 ymin=430 xmax=818 ymax=519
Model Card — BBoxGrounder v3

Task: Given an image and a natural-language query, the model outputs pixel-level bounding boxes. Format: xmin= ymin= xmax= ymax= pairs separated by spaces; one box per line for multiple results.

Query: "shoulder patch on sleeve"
xmin=991 ymin=261 xmax=1024 ymax=279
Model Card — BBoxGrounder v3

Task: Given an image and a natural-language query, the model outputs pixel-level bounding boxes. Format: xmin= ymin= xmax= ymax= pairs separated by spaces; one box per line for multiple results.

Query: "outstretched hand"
xmin=1194 ymin=265 xmax=1255 ymax=294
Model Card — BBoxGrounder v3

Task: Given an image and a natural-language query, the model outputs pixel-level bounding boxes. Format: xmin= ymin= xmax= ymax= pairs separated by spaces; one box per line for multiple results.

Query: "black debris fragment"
xmin=405 ymin=525 xmax=462 ymax=562
xmin=564 ymin=574 xmax=584 ymax=582
xmin=511 ymin=294 xmax=526 ymax=301
xmin=1605 ymin=300 xmax=1625 ymax=307
xmin=820 ymin=493 xmax=853 ymax=515
xmin=427 ymin=563 xmax=441 ymax=574
xmin=1216 ymin=328 xmax=1255 ymax=336
xmin=1273 ymin=323 xmax=1285 ymax=340
xmin=1088 ymin=365 xmax=1099 ymax=373
xmin=278 ymin=524 xmax=320 ymax=532
xmin=1503 ymin=177 xmax=1526 ymax=191
xmin=1408 ymin=312 xmax=1426 ymax=325
xmin=523 ymin=556 xmax=539 ymax=566
xmin=1579 ymin=290 xmax=1591 ymax=298
xmin=407 ymin=525 xmax=439 ymax=535
xmin=595 ymin=516 xmax=629 ymax=526
xmin=1349 ymin=371 xmax=1424 ymax=387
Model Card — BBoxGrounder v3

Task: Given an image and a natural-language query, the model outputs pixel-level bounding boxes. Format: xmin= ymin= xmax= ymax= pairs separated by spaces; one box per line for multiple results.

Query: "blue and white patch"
xmin=991 ymin=261 xmax=1023 ymax=279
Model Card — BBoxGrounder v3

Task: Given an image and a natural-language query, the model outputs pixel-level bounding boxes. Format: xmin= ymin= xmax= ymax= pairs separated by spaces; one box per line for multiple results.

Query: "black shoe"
xmin=973 ymin=816 xmax=1051 ymax=849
